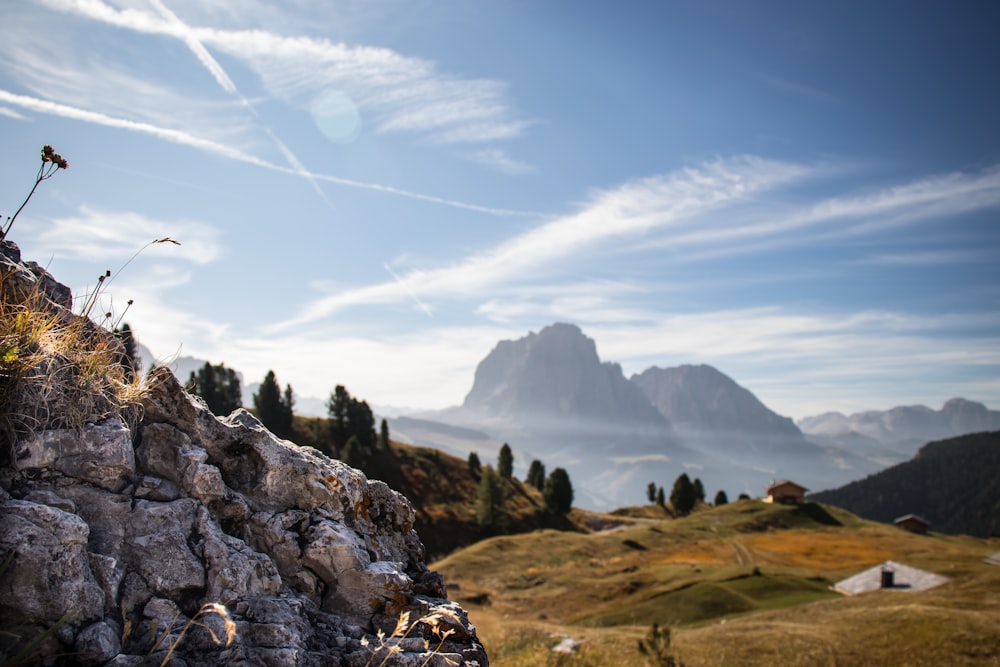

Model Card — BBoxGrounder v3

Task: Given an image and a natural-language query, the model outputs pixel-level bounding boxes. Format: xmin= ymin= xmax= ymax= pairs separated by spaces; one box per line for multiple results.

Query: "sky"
xmin=1 ymin=0 xmax=998 ymax=420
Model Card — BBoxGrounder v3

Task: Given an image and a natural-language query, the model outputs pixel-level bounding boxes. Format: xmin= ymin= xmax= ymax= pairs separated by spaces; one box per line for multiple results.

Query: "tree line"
xmin=469 ymin=443 xmax=574 ymax=535
xmin=647 ymin=474 xmax=750 ymax=516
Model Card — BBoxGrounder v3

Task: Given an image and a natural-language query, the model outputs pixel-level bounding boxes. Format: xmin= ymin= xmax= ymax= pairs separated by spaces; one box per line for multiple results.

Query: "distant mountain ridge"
xmin=798 ymin=398 xmax=1000 ymax=460
xmin=428 ymin=323 xmax=894 ymax=508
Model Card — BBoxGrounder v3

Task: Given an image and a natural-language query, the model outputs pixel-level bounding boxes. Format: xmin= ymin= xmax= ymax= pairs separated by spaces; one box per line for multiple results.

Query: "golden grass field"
xmin=432 ymin=500 xmax=1000 ymax=666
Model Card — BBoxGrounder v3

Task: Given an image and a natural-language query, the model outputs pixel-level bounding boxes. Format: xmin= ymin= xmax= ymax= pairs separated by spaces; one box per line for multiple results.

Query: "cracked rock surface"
xmin=0 ymin=242 xmax=487 ymax=666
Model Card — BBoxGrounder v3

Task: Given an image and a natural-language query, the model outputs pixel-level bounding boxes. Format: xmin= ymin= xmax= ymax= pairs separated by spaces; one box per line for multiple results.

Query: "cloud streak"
xmin=27 ymin=205 xmax=223 ymax=266
xmin=35 ymin=0 xmax=531 ymax=147
xmin=273 ymin=155 xmax=809 ymax=328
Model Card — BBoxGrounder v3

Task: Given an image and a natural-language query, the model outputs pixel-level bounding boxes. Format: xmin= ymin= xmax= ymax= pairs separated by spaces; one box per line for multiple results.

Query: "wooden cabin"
xmin=894 ymin=514 xmax=930 ymax=535
xmin=765 ymin=479 xmax=807 ymax=505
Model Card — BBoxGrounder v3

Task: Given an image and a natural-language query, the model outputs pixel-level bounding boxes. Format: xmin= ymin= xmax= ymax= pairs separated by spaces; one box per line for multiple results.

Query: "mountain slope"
xmin=810 ymin=431 xmax=1000 ymax=537
xmin=629 ymin=363 xmax=883 ymax=496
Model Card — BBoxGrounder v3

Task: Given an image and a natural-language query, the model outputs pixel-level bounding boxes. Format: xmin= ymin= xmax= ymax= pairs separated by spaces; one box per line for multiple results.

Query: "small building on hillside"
xmin=765 ymin=479 xmax=807 ymax=505
xmin=894 ymin=514 xmax=930 ymax=535
xmin=834 ymin=560 xmax=949 ymax=595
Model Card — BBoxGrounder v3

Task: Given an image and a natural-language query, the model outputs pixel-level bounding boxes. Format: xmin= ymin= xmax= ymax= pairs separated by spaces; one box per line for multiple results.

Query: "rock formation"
xmin=0 ymin=240 xmax=487 ymax=666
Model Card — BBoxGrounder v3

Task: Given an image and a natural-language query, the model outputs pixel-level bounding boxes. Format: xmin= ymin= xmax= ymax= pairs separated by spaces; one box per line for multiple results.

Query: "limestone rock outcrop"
xmin=0 ymin=241 xmax=487 ymax=666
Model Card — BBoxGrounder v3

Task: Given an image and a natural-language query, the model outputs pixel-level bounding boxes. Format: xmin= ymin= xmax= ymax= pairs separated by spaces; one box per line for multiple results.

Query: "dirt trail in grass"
xmin=730 ymin=539 xmax=754 ymax=566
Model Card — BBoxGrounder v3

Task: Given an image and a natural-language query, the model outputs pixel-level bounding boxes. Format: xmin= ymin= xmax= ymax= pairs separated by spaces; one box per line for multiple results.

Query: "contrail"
xmin=384 ymin=263 xmax=433 ymax=317
xmin=0 ymin=89 xmax=537 ymax=217
xmin=147 ymin=0 xmax=331 ymax=206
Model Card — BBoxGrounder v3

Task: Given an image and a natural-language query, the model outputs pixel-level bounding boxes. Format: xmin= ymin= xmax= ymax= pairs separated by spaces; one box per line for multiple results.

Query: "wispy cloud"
xmin=859 ymin=248 xmax=1000 ymax=266
xmin=35 ymin=0 xmax=531 ymax=147
xmin=273 ymin=155 xmax=809 ymax=329
xmin=641 ymin=163 xmax=1000 ymax=261
xmin=27 ymin=205 xmax=223 ymax=266
xmin=0 ymin=107 xmax=27 ymax=120
xmin=0 ymin=89 xmax=535 ymax=216
xmin=470 ymin=148 xmax=536 ymax=174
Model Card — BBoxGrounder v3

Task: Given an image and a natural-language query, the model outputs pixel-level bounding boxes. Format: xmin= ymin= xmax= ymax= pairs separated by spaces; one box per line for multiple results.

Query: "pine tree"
xmin=467 ymin=452 xmax=481 ymax=477
xmin=656 ymin=486 xmax=666 ymax=507
xmin=326 ymin=385 xmax=375 ymax=454
xmin=693 ymin=477 xmax=706 ymax=504
xmin=714 ymin=490 xmax=729 ymax=507
xmin=670 ymin=473 xmax=696 ymax=516
xmin=476 ymin=466 xmax=507 ymax=534
xmin=647 ymin=482 xmax=657 ymax=504
xmin=526 ymin=459 xmax=546 ymax=491
xmin=498 ymin=443 xmax=513 ymax=479
xmin=187 ymin=362 xmax=241 ymax=416
xmin=348 ymin=398 xmax=376 ymax=451
xmin=378 ymin=418 xmax=390 ymax=452
xmin=281 ymin=384 xmax=295 ymax=437
xmin=544 ymin=468 xmax=574 ymax=515
xmin=341 ymin=435 xmax=365 ymax=470
xmin=254 ymin=370 xmax=290 ymax=438
xmin=327 ymin=384 xmax=351 ymax=452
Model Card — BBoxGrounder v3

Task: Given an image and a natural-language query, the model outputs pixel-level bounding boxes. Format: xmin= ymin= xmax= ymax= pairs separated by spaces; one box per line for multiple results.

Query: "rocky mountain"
xmin=810 ymin=431 xmax=1000 ymax=537
xmin=460 ymin=322 xmax=669 ymax=430
xmin=421 ymin=324 xmax=888 ymax=508
xmin=629 ymin=363 xmax=883 ymax=497
xmin=0 ymin=241 xmax=486 ymax=666
xmin=631 ymin=364 xmax=802 ymax=438
xmin=799 ymin=398 xmax=1000 ymax=460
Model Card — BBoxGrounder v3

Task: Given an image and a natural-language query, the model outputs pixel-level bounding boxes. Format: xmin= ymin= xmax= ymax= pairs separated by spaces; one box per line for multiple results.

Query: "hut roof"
xmin=834 ymin=560 xmax=949 ymax=595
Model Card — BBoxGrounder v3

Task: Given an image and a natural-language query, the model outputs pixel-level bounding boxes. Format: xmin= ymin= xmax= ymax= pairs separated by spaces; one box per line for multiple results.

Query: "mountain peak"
xmin=630 ymin=364 xmax=801 ymax=437
xmin=460 ymin=323 xmax=666 ymax=428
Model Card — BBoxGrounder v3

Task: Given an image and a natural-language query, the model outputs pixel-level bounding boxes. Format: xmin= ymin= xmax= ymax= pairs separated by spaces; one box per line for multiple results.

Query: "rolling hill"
xmin=432 ymin=499 xmax=1000 ymax=666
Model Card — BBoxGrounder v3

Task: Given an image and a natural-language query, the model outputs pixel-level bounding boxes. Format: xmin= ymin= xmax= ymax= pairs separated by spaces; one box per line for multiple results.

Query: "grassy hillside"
xmin=811 ymin=431 xmax=1000 ymax=537
xmin=433 ymin=500 xmax=1000 ymax=666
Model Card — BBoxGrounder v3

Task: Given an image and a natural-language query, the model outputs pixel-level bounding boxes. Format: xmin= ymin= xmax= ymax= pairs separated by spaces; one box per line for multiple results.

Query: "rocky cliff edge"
xmin=0 ymin=241 xmax=487 ymax=666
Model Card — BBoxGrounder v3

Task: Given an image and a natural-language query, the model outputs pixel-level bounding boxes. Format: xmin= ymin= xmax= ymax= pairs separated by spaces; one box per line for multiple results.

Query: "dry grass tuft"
xmin=0 ymin=264 xmax=152 ymax=455
xmin=361 ymin=608 xmax=463 ymax=667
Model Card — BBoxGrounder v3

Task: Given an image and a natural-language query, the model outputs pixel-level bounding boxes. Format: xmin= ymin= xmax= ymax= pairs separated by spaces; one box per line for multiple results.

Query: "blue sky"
xmin=1 ymin=0 xmax=998 ymax=419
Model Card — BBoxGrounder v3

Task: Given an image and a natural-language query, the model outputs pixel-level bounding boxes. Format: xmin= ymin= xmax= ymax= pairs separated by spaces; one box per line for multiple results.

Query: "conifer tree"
xmin=327 ymin=385 xmax=351 ymax=452
xmin=282 ymin=384 xmax=294 ymax=430
xmin=647 ymin=482 xmax=657 ymax=504
xmin=670 ymin=473 xmax=696 ymax=516
xmin=378 ymin=418 xmax=390 ymax=452
xmin=656 ymin=486 xmax=666 ymax=507
xmin=187 ymin=362 xmax=241 ymax=416
xmin=714 ymin=490 xmax=729 ymax=507
xmin=498 ymin=443 xmax=514 ymax=479
xmin=467 ymin=452 xmax=481 ymax=477
xmin=693 ymin=477 xmax=706 ymax=504
xmin=476 ymin=466 xmax=507 ymax=534
xmin=341 ymin=435 xmax=365 ymax=470
xmin=526 ymin=459 xmax=546 ymax=491
xmin=326 ymin=385 xmax=376 ymax=454
xmin=254 ymin=370 xmax=292 ymax=439
xmin=544 ymin=467 xmax=574 ymax=515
